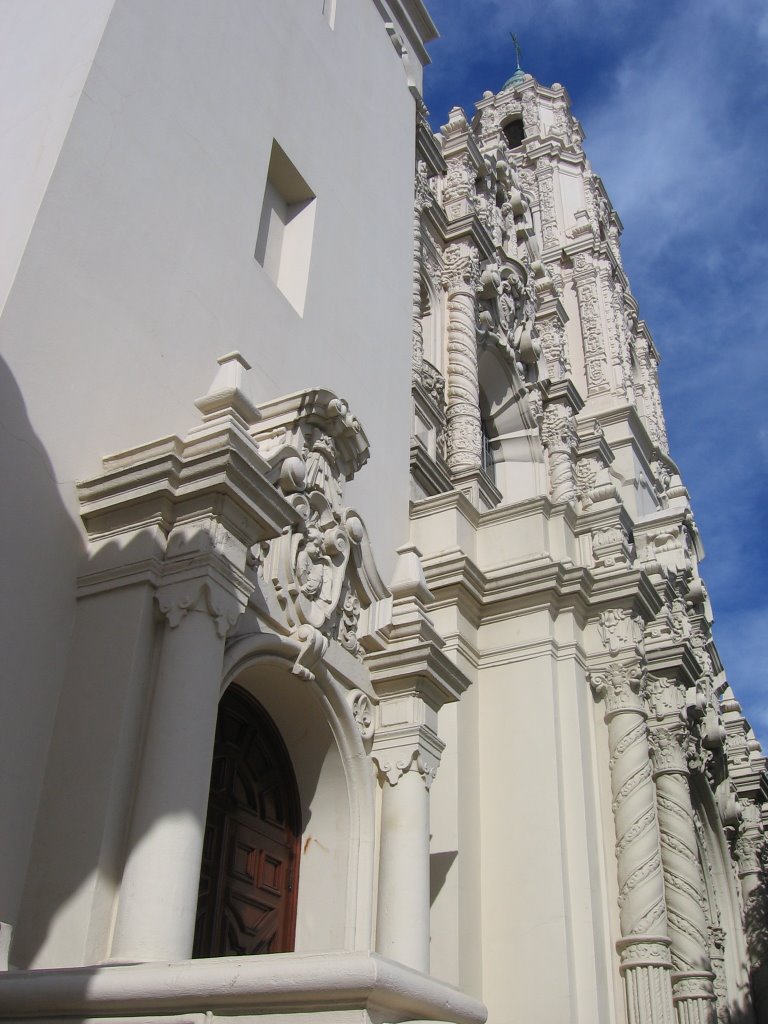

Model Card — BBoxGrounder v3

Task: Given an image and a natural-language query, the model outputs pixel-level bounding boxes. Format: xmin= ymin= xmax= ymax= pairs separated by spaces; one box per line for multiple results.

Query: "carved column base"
xmin=675 ymin=974 xmax=720 ymax=1024
xmin=672 ymin=971 xmax=717 ymax=1024
xmin=619 ymin=938 xmax=675 ymax=1024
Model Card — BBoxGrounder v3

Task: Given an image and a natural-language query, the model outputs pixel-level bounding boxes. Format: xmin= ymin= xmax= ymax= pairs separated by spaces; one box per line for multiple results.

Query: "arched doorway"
xmin=194 ymin=684 xmax=301 ymax=957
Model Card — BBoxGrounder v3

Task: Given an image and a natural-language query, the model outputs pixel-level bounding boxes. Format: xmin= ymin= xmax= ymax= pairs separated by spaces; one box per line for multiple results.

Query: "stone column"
xmin=649 ymin=728 xmax=717 ymax=1024
xmin=442 ymin=241 xmax=481 ymax=475
xmin=734 ymin=800 xmax=768 ymax=1015
xmin=375 ymin=749 xmax=436 ymax=972
xmin=110 ymin=568 xmax=250 ymax=962
xmin=539 ymin=400 xmax=578 ymax=504
xmin=734 ymin=801 xmax=763 ymax=906
xmin=591 ymin=659 xmax=676 ymax=1024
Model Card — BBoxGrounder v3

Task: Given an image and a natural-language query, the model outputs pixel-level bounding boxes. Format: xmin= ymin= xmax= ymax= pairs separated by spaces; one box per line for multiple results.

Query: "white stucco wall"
xmin=0 ymin=0 xmax=417 ymax=956
xmin=0 ymin=0 xmax=115 ymax=314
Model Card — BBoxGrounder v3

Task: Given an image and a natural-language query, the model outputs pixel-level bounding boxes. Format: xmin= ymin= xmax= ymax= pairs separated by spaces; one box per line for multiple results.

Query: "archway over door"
xmin=194 ymin=684 xmax=301 ymax=957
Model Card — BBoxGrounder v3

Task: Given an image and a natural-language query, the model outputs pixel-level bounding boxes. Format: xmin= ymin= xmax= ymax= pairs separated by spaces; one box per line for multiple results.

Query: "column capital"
xmin=648 ymin=726 xmax=689 ymax=778
xmin=372 ymin=733 xmax=445 ymax=789
xmin=441 ymin=240 xmax=481 ymax=293
xmin=590 ymin=659 xmax=646 ymax=717
xmin=157 ymin=573 xmax=250 ymax=639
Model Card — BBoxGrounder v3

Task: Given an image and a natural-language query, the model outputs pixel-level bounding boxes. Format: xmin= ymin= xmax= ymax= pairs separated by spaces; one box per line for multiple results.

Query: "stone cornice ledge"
xmin=0 ymin=951 xmax=487 ymax=1023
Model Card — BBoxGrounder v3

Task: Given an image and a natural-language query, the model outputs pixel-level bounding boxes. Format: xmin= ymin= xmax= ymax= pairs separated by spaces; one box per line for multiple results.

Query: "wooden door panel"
xmin=193 ymin=687 xmax=300 ymax=958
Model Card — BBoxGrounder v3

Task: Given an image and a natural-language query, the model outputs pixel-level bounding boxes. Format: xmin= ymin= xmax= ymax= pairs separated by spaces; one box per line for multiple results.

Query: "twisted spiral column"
xmin=591 ymin=661 xmax=675 ymax=1024
xmin=539 ymin=404 xmax=577 ymax=503
xmin=650 ymin=728 xmax=716 ymax=1024
xmin=443 ymin=242 xmax=481 ymax=474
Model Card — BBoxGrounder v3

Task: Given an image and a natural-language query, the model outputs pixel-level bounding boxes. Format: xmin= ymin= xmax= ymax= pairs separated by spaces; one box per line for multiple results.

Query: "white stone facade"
xmin=0 ymin=6 xmax=765 ymax=1024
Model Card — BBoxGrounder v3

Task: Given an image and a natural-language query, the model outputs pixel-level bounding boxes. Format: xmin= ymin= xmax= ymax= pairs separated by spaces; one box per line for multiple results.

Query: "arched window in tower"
xmin=194 ymin=685 xmax=301 ymax=957
xmin=501 ymin=116 xmax=525 ymax=150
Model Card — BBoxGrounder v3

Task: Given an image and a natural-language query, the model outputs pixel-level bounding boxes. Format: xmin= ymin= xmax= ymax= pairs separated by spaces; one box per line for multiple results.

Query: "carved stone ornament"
xmin=589 ymin=660 xmax=646 ymax=715
xmin=441 ymin=241 xmax=481 ymax=294
xmin=375 ymin=748 xmax=440 ymax=789
xmin=597 ymin=609 xmax=645 ymax=657
xmin=648 ymin=727 xmax=687 ymax=775
xmin=644 ymin=674 xmax=685 ymax=723
xmin=617 ymin=937 xmax=673 ymax=967
xmin=157 ymin=577 xmax=243 ymax=640
xmin=250 ymin=389 xmax=391 ymax=680
xmin=348 ymin=688 xmax=375 ymax=743
xmin=539 ymin=405 xmax=578 ymax=503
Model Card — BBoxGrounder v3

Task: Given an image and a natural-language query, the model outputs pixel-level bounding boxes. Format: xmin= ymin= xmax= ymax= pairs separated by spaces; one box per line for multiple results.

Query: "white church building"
xmin=0 ymin=3 xmax=765 ymax=1024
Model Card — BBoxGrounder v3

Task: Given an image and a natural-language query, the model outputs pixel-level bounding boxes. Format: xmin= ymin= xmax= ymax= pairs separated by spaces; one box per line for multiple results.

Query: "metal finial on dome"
xmin=503 ymin=33 xmax=526 ymax=89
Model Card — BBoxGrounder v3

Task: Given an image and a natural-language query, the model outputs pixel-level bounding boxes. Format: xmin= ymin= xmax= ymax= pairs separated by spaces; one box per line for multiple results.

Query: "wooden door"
xmin=194 ymin=685 xmax=301 ymax=957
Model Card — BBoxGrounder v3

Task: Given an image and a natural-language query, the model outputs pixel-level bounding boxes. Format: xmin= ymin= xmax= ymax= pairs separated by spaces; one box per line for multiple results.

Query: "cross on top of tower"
xmin=503 ymin=34 xmax=527 ymax=90
xmin=510 ymin=33 xmax=522 ymax=71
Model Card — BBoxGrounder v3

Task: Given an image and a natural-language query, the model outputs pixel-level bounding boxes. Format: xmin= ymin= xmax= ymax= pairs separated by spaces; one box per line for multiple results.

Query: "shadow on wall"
xmin=8 ymin=491 xmax=331 ymax=970
xmin=742 ymin=856 xmax=768 ymax=1024
xmin=9 ymin=506 xmax=329 ymax=974
xmin=0 ymin=353 xmax=85 ymax=940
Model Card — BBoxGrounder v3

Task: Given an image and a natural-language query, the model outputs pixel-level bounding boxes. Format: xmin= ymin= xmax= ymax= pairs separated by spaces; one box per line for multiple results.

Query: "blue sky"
xmin=423 ymin=0 xmax=768 ymax=744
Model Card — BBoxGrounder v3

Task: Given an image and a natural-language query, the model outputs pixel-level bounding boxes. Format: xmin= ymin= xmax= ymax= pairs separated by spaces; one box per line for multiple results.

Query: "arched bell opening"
xmin=501 ymin=115 xmax=525 ymax=150
xmin=478 ymin=346 xmax=545 ymax=503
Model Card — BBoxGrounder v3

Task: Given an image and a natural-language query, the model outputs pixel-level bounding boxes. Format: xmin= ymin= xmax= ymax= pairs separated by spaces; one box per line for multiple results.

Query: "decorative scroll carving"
xmin=348 ymin=689 xmax=374 ymax=742
xmin=157 ymin=577 xmax=243 ymax=639
xmin=375 ymin=748 xmax=440 ymax=790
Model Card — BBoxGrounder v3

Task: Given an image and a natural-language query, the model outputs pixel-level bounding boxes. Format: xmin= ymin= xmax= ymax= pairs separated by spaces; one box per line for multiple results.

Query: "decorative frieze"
xmin=536 ymin=158 xmax=560 ymax=250
xmin=537 ymin=316 xmax=570 ymax=379
xmin=572 ymin=253 xmax=611 ymax=396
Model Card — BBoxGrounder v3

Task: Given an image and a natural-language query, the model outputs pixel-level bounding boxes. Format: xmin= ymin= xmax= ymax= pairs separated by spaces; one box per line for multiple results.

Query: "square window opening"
xmin=255 ymin=141 xmax=316 ymax=316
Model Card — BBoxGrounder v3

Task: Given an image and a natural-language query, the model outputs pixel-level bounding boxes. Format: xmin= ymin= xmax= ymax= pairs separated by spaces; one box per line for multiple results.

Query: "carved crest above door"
xmin=248 ymin=389 xmax=392 ymax=677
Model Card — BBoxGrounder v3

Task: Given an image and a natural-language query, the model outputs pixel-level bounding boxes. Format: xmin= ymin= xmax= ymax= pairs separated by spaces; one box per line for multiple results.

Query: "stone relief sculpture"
xmin=249 ymin=391 xmax=391 ymax=680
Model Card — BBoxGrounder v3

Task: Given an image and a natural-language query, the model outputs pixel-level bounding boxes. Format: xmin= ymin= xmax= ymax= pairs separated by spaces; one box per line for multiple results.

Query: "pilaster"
xmin=367 ymin=545 xmax=470 ymax=973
